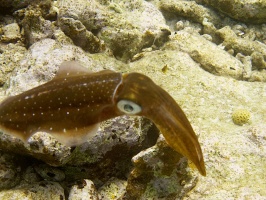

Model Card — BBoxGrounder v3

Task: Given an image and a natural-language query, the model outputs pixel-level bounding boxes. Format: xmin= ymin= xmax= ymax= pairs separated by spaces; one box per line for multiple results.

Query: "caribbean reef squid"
xmin=0 ymin=61 xmax=206 ymax=176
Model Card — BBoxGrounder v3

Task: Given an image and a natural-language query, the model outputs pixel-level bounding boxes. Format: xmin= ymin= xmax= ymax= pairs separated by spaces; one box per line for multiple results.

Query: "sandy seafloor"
xmin=0 ymin=0 xmax=266 ymax=199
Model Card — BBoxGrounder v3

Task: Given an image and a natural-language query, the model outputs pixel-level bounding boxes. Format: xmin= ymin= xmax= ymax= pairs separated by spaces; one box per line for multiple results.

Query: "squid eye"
xmin=117 ymin=100 xmax=142 ymax=115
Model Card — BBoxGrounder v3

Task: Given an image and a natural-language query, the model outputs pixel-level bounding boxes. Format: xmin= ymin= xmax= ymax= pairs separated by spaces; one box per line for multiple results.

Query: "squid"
xmin=0 ymin=61 xmax=206 ymax=175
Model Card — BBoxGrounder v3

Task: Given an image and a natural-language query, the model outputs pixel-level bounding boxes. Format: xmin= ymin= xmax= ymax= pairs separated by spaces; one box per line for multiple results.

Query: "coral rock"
xmin=196 ymin=0 xmax=266 ymax=24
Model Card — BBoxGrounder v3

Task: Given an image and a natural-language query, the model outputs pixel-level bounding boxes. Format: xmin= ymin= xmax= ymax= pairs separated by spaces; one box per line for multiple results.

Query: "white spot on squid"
xmin=63 ymin=128 xmax=66 ymax=133
xmin=50 ymin=127 xmax=53 ymax=130
xmin=67 ymin=112 xmax=69 ymax=115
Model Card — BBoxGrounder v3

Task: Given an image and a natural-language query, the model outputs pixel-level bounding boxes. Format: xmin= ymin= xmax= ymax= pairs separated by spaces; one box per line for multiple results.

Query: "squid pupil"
xmin=124 ymin=104 xmax=134 ymax=112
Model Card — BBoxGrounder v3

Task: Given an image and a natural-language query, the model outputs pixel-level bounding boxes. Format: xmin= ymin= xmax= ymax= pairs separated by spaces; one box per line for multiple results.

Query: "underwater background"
xmin=0 ymin=0 xmax=266 ymax=199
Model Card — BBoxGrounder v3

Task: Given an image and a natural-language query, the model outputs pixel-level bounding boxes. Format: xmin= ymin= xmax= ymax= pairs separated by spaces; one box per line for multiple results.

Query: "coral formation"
xmin=160 ymin=0 xmax=266 ymax=81
xmin=170 ymin=30 xmax=244 ymax=79
xmin=124 ymin=135 xmax=196 ymax=199
xmin=59 ymin=17 xmax=103 ymax=53
xmin=232 ymin=109 xmax=251 ymax=125
xmin=21 ymin=8 xmax=54 ymax=47
xmin=57 ymin=0 xmax=170 ymax=61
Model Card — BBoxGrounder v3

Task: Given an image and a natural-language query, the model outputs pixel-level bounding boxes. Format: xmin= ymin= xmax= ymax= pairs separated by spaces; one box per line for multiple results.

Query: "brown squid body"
xmin=0 ymin=61 xmax=206 ymax=176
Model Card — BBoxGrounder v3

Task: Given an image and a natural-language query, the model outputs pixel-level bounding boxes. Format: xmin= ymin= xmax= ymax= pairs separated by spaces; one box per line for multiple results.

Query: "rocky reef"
xmin=0 ymin=0 xmax=266 ymax=199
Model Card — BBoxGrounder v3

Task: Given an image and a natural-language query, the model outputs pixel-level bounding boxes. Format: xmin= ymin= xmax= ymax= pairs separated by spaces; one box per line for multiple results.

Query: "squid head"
xmin=114 ymin=73 xmax=206 ymax=176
